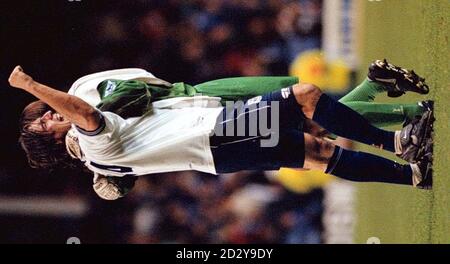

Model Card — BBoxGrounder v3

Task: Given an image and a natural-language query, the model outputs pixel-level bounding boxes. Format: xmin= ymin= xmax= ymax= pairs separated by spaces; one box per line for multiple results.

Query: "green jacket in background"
xmin=96 ymin=76 xmax=299 ymax=118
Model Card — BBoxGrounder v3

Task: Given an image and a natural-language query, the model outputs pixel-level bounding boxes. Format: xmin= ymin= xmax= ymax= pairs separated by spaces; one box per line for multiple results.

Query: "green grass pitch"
xmin=354 ymin=0 xmax=449 ymax=244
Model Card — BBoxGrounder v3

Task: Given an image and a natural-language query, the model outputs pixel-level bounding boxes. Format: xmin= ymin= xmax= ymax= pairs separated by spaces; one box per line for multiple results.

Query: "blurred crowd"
xmin=0 ymin=0 xmax=325 ymax=244
xmin=121 ymin=171 xmax=323 ymax=244
xmin=86 ymin=0 xmax=322 ymax=83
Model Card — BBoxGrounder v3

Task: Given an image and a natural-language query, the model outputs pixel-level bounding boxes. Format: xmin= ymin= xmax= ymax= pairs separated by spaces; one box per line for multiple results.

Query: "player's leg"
xmin=294 ymin=83 xmax=397 ymax=151
xmin=337 ymin=59 xmax=429 ymax=127
xmin=340 ymin=59 xmax=429 ymax=103
xmin=338 ymin=78 xmax=428 ymax=127
xmin=340 ymin=87 xmax=428 ymax=127
xmin=292 ymin=83 xmax=433 ymax=163
xmin=194 ymin=76 xmax=299 ymax=102
xmin=343 ymin=101 xmax=430 ymax=128
xmin=303 ymin=133 xmax=432 ymax=188
xmin=339 ymin=78 xmax=386 ymax=103
xmin=303 ymin=101 xmax=431 ymax=138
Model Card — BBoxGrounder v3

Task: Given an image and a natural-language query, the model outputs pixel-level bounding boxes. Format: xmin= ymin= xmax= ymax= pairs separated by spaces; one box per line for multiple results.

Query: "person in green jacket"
xmin=95 ymin=59 xmax=429 ymax=130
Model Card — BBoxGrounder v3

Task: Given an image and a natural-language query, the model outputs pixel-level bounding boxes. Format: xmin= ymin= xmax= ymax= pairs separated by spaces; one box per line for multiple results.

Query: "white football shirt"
xmin=75 ymin=104 xmax=223 ymax=177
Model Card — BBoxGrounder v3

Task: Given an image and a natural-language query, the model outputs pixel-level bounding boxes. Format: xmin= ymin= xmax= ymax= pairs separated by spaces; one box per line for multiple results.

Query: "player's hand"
xmin=93 ymin=173 xmax=137 ymax=200
xmin=93 ymin=176 xmax=123 ymax=200
xmin=8 ymin=66 xmax=34 ymax=90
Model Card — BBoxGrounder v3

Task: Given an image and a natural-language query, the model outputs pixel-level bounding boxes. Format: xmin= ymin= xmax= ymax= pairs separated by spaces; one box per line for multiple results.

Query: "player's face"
xmin=29 ymin=110 xmax=71 ymax=140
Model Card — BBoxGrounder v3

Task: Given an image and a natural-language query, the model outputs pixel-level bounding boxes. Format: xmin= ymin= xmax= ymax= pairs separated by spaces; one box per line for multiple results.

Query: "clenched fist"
xmin=8 ymin=66 xmax=34 ymax=90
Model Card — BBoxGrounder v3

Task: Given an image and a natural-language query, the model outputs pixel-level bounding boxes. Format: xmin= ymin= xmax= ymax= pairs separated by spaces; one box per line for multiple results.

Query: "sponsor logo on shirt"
xmin=104 ymin=80 xmax=117 ymax=97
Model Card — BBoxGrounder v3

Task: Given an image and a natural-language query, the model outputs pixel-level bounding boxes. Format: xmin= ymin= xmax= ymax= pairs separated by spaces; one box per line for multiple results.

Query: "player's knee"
xmin=307 ymin=136 xmax=334 ymax=160
xmin=303 ymin=134 xmax=335 ymax=170
xmin=293 ymin=83 xmax=322 ymax=102
xmin=292 ymin=83 xmax=323 ymax=118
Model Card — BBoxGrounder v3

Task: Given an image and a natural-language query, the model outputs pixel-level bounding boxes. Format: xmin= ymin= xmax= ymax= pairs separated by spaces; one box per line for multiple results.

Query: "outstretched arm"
xmin=8 ymin=66 xmax=101 ymax=131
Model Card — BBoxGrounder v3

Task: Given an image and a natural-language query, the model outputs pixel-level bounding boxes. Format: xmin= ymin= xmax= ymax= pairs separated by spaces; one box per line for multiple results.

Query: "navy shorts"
xmin=210 ymin=86 xmax=306 ymax=173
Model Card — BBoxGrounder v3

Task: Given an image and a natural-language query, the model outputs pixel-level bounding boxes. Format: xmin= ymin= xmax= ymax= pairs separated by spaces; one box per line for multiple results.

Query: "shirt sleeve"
xmin=74 ymin=111 xmax=128 ymax=154
xmin=75 ymin=112 xmax=106 ymax=136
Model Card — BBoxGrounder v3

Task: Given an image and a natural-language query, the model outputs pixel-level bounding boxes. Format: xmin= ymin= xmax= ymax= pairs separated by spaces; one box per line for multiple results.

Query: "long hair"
xmin=19 ymin=100 xmax=76 ymax=170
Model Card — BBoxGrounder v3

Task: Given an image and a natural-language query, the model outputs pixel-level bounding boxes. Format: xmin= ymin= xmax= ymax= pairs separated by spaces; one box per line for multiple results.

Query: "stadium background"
xmin=0 ymin=0 xmax=448 ymax=244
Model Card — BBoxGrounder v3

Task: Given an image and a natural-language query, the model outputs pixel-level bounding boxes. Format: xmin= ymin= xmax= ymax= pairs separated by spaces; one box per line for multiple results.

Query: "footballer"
xmin=10 ymin=60 xmax=434 ymax=200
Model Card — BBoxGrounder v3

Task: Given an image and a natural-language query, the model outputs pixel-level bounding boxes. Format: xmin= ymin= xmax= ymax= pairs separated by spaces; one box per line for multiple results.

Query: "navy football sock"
xmin=326 ymin=147 xmax=412 ymax=185
xmin=312 ymin=94 xmax=395 ymax=152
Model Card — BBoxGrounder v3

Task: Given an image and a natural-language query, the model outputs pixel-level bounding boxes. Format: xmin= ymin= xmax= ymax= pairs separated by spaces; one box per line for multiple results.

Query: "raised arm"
xmin=8 ymin=66 xmax=101 ymax=131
